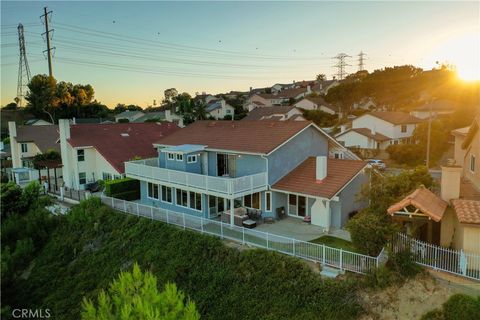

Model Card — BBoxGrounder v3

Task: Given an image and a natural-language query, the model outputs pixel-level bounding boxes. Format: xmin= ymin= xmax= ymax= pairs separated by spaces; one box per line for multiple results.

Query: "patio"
xmin=255 ymin=217 xmax=351 ymax=242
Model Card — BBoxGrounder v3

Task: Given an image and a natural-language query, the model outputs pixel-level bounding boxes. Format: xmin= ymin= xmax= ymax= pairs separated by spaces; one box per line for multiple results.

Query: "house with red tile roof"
xmin=387 ymin=117 xmax=480 ymax=253
xmin=58 ymin=119 xmax=180 ymax=190
xmin=124 ymin=120 xmax=367 ymax=230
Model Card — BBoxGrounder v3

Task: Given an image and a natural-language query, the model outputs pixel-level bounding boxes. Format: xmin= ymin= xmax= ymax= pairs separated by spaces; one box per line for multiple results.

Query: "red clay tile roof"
xmin=350 ymin=128 xmax=391 ymax=142
xmin=368 ymin=111 xmax=422 ymax=125
xmin=68 ymin=123 xmax=179 ymax=173
xmin=16 ymin=125 xmax=60 ymax=152
xmin=452 ymin=199 xmax=480 ymax=225
xmin=387 ymin=187 xmax=448 ymax=222
xmin=155 ymin=120 xmax=312 ymax=154
xmin=272 ymin=158 xmax=367 ymax=199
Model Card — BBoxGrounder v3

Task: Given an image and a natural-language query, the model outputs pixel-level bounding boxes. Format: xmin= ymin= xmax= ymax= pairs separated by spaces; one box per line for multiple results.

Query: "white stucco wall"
xmin=352 ymin=114 xmax=416 ymax=139
xmin=336 ymin=131 xmax=373 ymax=149
xmin=295 ymin=99 xmax=317 ymax=110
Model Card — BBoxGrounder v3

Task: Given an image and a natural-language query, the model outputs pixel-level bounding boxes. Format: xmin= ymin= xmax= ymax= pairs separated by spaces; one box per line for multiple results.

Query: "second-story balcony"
xmin=125 ymin=158 xmax=268 ymax=198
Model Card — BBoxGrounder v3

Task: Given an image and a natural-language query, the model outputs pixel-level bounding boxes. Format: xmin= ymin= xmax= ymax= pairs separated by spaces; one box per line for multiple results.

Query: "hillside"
xmin=4 ymin=198 xmax=363 ymax=320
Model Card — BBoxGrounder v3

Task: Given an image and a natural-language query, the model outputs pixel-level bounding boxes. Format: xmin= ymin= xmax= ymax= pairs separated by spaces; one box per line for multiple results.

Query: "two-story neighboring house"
xmin=124 ymin=120 xmax=367 ymax=231
xmin=335 ymin=111 xmax=422 ymax=150
xmin=242 ymin=106 xmax=305 ymax=121
xmin=115 ymin=110 xmax=145 ymax=123
xmin=8 ymin=121 xmax=61 ymax=185
xmin=294 ymin=96 xmax=340 ymax=115
xmin=58 ymin=119 xmax=179 ymax=190
xmin=205 ymin=99 xmax=235 ymax=120
xmin=245 ymin=87 xmax=310 ymax=110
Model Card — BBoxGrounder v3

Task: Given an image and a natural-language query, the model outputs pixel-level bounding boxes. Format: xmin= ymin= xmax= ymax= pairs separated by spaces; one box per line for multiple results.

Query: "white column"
xmin=230 ymin=198 xmax=235 ymax=226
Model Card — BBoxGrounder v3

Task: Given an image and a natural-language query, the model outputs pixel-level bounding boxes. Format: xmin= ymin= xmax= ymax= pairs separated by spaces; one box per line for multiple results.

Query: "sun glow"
xmin=426 ymin=31 xmax=480 ymax=81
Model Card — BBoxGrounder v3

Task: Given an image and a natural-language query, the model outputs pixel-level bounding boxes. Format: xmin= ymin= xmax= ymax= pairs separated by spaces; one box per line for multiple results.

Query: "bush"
xmin=421 ymin=309 xmax=444 ymax=320
xmin=346 ymin=211 xmax=397 ymax=255
xmin=0 ymin=182 xmax=24 ymax=218
xmin=104 ymin=178 xmax=140 ymax=200
xmin=387 ymin=248 xmax=422 ymax=278
xmin=386 ymin=144 xmax=424 ymax=166
xmin=117 ymin=118 xmax=129 ymax=123
xmin=442 ymin=294 xmax=480 ymax=320
xmin=365 ymin=265 xmax=397 ymax=289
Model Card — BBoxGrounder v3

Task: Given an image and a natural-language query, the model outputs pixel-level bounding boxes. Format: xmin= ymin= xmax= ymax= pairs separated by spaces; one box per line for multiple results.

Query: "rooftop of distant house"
xmin=361 ymin=111 xmax=422 ymax=125
xmin=16 ymin=125 xmax=60 ymax=152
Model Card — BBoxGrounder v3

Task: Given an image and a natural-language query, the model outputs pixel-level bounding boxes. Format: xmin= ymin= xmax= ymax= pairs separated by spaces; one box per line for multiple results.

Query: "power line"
xmin=40 ymin=6 xmax=54 ymax=77
xmin=358 ymin=51 xmax=367 ymax=71
xmin=16 ymin=23 xmax=31 ymax=107
xmin=333 ymin=53 xmax=351 ymax=80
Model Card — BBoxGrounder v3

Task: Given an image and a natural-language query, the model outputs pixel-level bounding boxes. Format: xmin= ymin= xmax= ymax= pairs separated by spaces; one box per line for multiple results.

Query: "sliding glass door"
xmin=288 ymin=194 xmax=307 ymax=217
xmin=217 ymin=153 xmax=236 ymax=177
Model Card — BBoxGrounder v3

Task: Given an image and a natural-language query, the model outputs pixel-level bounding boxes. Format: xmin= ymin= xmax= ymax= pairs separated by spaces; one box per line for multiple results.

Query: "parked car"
xmin=366 ymin=159 xmax=386 ymax=170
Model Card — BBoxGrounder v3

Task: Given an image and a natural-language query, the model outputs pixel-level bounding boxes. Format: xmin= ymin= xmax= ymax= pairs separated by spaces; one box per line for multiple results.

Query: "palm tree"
xmin=194 ymin=101 xmax=207 ymax=120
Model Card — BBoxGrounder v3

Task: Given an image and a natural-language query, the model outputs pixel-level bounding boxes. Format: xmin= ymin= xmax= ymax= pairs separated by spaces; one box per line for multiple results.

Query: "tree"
xmin=25 ymin=74 xmax=57 ymax=119
xmin=2 ymin=102 xmax=17 ymax=110
xmin=164 ymin=88 xmax=178 ymax=107
xmin=0 ymin=182 xmax=24 ymax=218
xmin=194 ymin=101 xmax=207 ymax=120
xmin=81 ymin=263 xmax=200 ymax=320
xmin=316 ymin=74 xmax=326 ymax=81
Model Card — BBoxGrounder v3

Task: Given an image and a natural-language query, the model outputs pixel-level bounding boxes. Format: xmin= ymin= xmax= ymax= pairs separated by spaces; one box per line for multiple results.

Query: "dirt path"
xmin=360 ymin=274 xmax=454 ymax=320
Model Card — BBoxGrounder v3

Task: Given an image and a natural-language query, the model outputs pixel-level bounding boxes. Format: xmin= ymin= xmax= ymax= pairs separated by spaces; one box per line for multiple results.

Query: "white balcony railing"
xmin=125 ymin=158 xmax=268 ymax=197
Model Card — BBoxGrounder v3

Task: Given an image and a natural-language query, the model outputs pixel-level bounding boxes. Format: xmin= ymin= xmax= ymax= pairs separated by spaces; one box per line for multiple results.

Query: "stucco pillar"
xmin=58 ymin=119 xmax=72 ymax=189
xmin=8 ymin=122 xmax=21 ymax=168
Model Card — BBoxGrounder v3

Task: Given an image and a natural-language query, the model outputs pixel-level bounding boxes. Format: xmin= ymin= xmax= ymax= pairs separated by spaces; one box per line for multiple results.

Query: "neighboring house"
xmin=352 ymin=97 xmax=376 ymax=111
xmin=336 ymin=111 xmax=422 ymax=150
xmin=245 ymin=87 xmax=310 ymax=108
xmin=8 ymin=122 xmax=61 ymax=185
xmin=410 ymin=100 xmax=457 ymax=119
xmin=243 ymin=106 xmax=305 ymax=121
xmin=115 ymin=110 xmax=145 ymax=123
xmin=244 ymin=100 xmax=268 ymax=112
xmin=124 ymin=120 xmax=366 ymax=231
xmin=294 ymin=96 xmax=340 ymax=115
xmin=24 ymin=119 xmax=53 ymax=126
xmin=271 ymin=83 xmax=292 ymax=93
xmin=387 ymin=116 xmax=480 ymax=253
xmin=132 ymin=112 xmax=166 ymax=123
xmin=205 ymin=99 xmax=235 ymax=120
xmin=451 ymin=126 xmax=470 ymax=167
xmin=59 ymin=119 xmax=180 ymax=190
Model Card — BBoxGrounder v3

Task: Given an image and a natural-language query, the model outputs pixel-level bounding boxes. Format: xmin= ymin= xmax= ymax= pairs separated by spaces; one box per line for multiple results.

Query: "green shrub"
xmin=0 ymin=182 xmax=24 ymax=218
xmin=346 ymin=211 xmax=397 ymax=255
xmin=442 ymin=294 xmax=480 ymax=320
xmin=11 ymin=238 xmax=35 ymax=270
xmin=386 ymin=144 xmax=424 ymax=166
xmin=387 ymin=248 xmax=422 ymax=278
xmin=104 ymin=178 xmax=140 ymax=200
xmin=421 ymin=309 xmax=444 ymax=320
xmin=365 ymin=265 xmax=396 ymax=289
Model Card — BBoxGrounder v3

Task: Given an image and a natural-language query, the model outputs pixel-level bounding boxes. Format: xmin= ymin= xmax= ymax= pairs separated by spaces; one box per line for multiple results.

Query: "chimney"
xmin=59 ymin=119 xmax=72 ymax=188
xmin=441 ymin=166 xmax=463 ymax=202
xmin=340 ymin=125 xmax=347 ymax=133
xmin=165 ymin=109 xmax=171 ymax=121
xmin=307 ymin=85 xmax=311 ymax=94
xmin=72 ymin=117 xmax=76 ymax=125
xmin=8 ymin=121 xmax=20 ymax=168
xmin=316 ymin=156 xmax=327 ymax=180
xmin=250 ymin=86 xmax=253 ymax=92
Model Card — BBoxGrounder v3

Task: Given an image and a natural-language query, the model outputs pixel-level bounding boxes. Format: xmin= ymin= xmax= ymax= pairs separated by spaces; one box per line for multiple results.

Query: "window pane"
xmin=176 ymin=189 xmax=182 ymax=205
xmin=195 ymin=193 xmax=202 ymax=211
xmin=189 ymin=192 xmax=195 ymax=209
xmin=289 ymin=194 xmax=297 ymax=205
xmin=244 ymin=194 xmax=252 ymax=207
xmin=266 ymin=192 xmax=271 ymax=211
xmin=252 ymin=192 xmax=260 ymax=209
xmin=182 ymin=190 xmax=188 ymax=206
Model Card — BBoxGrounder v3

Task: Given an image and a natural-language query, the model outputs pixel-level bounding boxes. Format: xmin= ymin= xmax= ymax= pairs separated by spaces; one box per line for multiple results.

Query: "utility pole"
xmin=41 ymin=6 xmax=54 ymax=77
xmin=358 ymin=51 xmax=367 ymax=72
xmin=333 ymin=53 xmax=351 ymax=80
xmin=16 ymin=23 xmax=31 ymax=107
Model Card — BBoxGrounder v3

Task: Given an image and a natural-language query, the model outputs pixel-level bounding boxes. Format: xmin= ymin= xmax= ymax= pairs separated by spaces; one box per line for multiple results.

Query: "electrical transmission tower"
xmin=358 ymin=51 xmax=367 ymax=71
xmin=333 ymin=53 xmax=351 ymax=80
xmin=16 ymin=23 xmax=31 ymax=107
xmin=41 ymin=6 xmax=54 ymax=77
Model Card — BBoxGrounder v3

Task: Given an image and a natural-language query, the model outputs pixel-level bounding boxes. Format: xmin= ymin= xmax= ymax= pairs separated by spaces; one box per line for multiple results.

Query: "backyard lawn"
xmin=310 ymin=235 xmax=362 ymax=254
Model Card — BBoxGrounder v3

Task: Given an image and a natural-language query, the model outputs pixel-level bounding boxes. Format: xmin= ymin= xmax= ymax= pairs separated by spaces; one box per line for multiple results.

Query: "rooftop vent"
xmin=121 ymin=133 xmax=129 ymax=137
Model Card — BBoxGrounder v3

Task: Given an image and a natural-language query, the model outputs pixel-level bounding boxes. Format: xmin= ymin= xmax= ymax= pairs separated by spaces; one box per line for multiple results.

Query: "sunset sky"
xmin=1 ymin=1 xmax=479 ymax=108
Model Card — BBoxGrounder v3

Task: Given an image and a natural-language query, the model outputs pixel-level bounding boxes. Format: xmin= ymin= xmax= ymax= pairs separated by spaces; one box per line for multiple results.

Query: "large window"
xmin=79 ymin=172 xmax=86 ymax=185
xmin=401 ymin=125 xmax=407 ymax=133
xmin=21 ymin=143 xmax=28 ymax=153
xmin=147 ymin=182 xmax=159 ymax=199
xmin=265 ymin=192 xmax=272 ymax=212
xmin=471 ymin=155 xmax=476 ymax=173
xmin=161 ymin=185 xmax=172 ymax=203
xmin=189 ymin=192 xmax=202 ymax=211
xmin=102 ymin=172 xmax=112 ymax=181
xmin=167 ymin=153 xmax=175 ymax=160
xmin=77 ymin=149 xmax=85 ymax=162
xmin=187 ymin=155 xmax=197 ymax=163
xmin=176 ymin=188 xmax=188 ymax=207
xmin=244 ymin=192 xmax=260 ymax=209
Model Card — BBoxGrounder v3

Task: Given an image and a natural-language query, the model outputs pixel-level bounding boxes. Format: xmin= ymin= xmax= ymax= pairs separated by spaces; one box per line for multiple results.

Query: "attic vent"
xmin=121 ymin=133 xmax=129 ymax=137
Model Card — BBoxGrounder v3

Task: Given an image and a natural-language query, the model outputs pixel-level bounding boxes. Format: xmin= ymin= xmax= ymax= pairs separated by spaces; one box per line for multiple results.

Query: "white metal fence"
xmin=101 ymin=195 xmax=381 ymax=274
xmin=392 ymin=233 xmax=480 ymax=281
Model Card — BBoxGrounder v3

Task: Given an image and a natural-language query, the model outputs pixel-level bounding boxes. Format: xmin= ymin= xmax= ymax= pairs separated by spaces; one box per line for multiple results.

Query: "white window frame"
xmin=189 ymin=191 xmax=202 ymax=211
xmin=79 ymin=172 xmax=87 ymax=185
xmin=471 ymin=154 xmax=476 ymax=173
xmin=102 ymin=172 xmax=112 ymax=181
xmin=334 ymin=152 xmax=344 ymax=159
xmin=167 ymin=153 xmax=175 ymax=161
xmin=21 ymin=143 xmax=28 ymax=153
xmin=265 ymin=191 xmax=272 ymax=212
xmin=187 ymin=155 xmax=197 ymax=163
xmin=147 ymin=182 xmax=159 ymax=200
xmin=176 ymin=153 xmax=183 ymax=162
xmin=161 ymin=185 xmax=173 ymax=204
xmin=176 ymin=188 xmax=188 ymax=207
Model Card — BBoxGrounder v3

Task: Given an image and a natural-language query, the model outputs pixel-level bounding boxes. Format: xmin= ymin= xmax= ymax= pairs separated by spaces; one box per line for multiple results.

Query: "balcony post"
xmin=230 ymin=198 xmax=235 ymax=226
